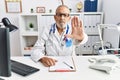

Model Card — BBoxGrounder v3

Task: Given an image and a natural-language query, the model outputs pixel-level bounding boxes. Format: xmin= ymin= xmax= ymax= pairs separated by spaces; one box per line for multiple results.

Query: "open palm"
xmin=65 ymin=16 xmax=84 ymax=41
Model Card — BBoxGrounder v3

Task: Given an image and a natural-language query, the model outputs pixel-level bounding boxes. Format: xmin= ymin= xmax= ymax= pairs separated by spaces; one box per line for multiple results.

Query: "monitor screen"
xmin=0 ymin=28 xmax=11 ymax=77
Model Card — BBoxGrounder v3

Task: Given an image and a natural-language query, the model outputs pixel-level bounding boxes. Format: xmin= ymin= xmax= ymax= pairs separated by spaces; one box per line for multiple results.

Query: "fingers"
xmin=40 ymin=57 xmax=57 ymax=67
xmin=64 ymin=34 xmax=73 ymax=39
xmin=71 ymin=16 xmax=82 ymax=28
xmin=79 ymin=20 xmax=82 ymax=28
xmin=71 ymin=17 xmax=74 ymax=28
xmin=42 ymin=62 xmax=49 ymax=67
xmin=75 ymin=16 xmax=80 ymax=27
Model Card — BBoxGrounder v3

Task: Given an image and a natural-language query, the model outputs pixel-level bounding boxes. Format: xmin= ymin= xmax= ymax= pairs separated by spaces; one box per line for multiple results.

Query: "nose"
xmin=60 ymin=15 xmax=65 ymax=19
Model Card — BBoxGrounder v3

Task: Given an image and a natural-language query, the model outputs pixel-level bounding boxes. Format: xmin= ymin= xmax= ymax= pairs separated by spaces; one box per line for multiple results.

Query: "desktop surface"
xmin=1 ymin=55 xmax=120 ymax=80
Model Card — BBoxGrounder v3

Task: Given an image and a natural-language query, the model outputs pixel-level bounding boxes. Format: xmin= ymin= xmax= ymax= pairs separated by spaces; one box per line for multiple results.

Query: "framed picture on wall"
xmin=36 ymin=7 xmax=45 ymax=13
xmin=5 ymin=1 xmax=22 ymax=13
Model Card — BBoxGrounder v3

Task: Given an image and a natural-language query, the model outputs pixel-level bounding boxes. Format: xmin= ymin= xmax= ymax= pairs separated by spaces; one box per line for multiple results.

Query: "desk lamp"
xmin=97 ymin=24 xmax=120 ymax=55
xmin=0 ymin=17 xmax=18 ymax=77
xmin=2 ymin=17 xmax=18 ymax=32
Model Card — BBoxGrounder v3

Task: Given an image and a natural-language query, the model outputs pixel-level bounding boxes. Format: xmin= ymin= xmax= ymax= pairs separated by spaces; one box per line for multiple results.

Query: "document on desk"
xmin=49 ymin=56 xmax=76 ymax=72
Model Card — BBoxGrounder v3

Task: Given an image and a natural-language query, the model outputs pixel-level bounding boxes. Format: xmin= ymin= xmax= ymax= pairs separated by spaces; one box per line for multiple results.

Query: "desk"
xmin=1 ymin=55 xmax=120 ymax=80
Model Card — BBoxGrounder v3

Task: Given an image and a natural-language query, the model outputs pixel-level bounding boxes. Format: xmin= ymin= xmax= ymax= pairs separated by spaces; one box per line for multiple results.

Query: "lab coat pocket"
xmin=63 ymin=45 xmax=73 ymax=56
xmin=45 ymin=40 xmax=57 ymax=55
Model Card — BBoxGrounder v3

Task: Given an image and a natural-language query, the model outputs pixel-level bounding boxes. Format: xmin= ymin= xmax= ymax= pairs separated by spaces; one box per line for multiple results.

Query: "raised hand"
xmin=65 ymin=16 xmax=84 ymax=41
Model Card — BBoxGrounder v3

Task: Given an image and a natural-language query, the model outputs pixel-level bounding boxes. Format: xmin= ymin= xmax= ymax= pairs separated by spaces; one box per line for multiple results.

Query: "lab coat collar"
xmin=54 ymin=23 xmax=69 ymax=42
xmin=54 ymin=23 xmax=69 ymax=34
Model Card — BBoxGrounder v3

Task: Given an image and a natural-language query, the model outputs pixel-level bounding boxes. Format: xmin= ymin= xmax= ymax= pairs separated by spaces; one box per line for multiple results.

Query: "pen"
xmin=63 ymin=61 xmax=73 ymax=69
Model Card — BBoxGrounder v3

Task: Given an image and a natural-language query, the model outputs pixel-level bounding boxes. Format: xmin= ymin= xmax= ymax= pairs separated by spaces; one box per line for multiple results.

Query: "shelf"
xmin=87 ymin=33 xmax=99 ymax=36
xmin=21 ymin=31 xmax=38 ymax=36
xmin=40 ymin=12 xmax=103 ymax=16
xmin=23 ymin=49 xmax=32 ymax=56
xmin=19 ymin=13 xmax=39 ymax=55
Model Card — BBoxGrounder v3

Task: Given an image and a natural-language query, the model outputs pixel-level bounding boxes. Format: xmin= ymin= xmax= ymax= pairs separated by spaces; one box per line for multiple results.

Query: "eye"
xmin=56 ymin=13 xmax=69 ymax=17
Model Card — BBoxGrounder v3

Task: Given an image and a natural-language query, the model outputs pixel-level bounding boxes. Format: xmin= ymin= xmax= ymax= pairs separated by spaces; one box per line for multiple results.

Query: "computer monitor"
xmin=0 ymin=28 xmax=11 ymax=77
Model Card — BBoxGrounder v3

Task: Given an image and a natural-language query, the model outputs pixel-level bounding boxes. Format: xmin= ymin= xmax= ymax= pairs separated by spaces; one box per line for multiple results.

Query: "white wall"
xmin=21 ymin=0 xmax=103 ymax=13
xmin=0 ymin=0 xmax=21 ymax=56
xmin=101 ymin=0 xmax=120 ymax=49
xmin=102 ymin=0 xmax=120 ymax=24
xmin=0 ymin=0 xmax=103 ymax=56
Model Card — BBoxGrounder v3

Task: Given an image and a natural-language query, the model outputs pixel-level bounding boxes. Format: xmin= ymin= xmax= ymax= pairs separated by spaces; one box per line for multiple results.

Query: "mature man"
xmin=31 ymin=5 xmax=88 ymax=67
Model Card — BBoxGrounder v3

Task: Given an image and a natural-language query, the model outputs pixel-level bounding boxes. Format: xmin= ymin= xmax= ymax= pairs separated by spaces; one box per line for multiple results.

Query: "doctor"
xmin=31 ymin=5 xmax=88 ymax=67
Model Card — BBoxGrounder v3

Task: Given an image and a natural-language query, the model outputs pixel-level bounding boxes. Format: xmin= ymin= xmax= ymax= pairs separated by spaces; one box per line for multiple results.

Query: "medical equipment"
xmin=97 ymin=24 xmax=119 ymax=55
xmin=88 ymin=58 xmax=117 ymax=74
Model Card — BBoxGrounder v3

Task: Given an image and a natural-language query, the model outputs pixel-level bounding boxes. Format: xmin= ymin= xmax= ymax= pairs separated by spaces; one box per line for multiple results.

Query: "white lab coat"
xmin=31 ymin=23 xmax=88 ymax=62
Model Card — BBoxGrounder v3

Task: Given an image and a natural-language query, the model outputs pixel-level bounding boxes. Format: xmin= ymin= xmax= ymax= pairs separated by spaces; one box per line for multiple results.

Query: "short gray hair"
xmin=55 ymin=5 xmax=70 ymax=13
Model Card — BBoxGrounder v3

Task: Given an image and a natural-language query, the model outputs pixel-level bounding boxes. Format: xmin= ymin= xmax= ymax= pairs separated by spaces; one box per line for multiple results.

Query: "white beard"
xmin=57 ymin=23 xmax=66 ymax=29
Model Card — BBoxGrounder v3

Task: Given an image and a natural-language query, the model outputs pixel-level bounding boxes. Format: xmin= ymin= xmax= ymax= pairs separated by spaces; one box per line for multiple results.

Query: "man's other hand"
xmin=40 ymin=57 xmax=57 ymax=67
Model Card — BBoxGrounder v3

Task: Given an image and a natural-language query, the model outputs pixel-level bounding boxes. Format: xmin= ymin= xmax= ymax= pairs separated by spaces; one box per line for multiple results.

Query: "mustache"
xmin=59 ymin=20 xmax=65 ymax=23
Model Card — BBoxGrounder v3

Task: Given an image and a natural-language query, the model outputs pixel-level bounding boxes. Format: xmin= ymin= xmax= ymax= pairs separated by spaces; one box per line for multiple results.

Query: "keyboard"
xmin=11 ymin=60 xmax=40 ymax=76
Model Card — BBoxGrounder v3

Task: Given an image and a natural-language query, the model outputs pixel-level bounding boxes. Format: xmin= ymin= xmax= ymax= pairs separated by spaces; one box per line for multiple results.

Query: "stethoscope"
xmin=49 ymin=23 xmax=72 ymax=47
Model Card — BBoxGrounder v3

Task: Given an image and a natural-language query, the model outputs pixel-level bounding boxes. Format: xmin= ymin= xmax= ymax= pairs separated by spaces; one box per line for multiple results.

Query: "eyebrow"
xmin=56 ymin=13 xmax=70 ymax=15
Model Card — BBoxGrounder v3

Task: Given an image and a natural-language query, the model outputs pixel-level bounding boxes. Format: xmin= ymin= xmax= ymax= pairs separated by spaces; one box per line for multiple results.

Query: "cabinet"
xmin=19 ymin=12 xmax=103 ymax=56
xmin=75 ymin=12 xmax=104 ymax=55
xmin=19 ymin=14 xmax=39 ymax=56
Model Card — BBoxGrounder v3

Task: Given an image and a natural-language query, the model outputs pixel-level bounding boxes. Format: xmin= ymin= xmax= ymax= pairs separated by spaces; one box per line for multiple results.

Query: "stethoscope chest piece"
xmin=61 ymin=38 xmax=72 ymax=47
xmin=65 ymin=39 xmax=72 ymax=47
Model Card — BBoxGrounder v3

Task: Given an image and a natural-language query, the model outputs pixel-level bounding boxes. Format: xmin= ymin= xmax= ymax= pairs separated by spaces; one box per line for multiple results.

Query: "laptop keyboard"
xmin=11 ymin=60 xmax=40 ymax=76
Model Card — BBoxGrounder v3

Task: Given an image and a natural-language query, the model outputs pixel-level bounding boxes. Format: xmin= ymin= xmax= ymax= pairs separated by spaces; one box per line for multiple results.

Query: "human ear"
xmin=68 ymin=16 xmax=71 ymax=21
xmin=54 ymin=15 xmax=57 ymax=21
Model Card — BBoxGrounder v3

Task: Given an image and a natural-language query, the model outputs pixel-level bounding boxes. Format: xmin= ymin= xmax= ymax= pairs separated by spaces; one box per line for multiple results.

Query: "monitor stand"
xmin=0 ymin=28 xmax=11 ymax=77
xmin=0 ymin=78 xmax=4 ymax=80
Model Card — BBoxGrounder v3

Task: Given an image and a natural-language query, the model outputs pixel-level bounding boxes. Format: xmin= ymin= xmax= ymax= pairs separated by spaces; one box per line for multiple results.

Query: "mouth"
xmin=59 ymin=20 xmax=66 ymax=25
xmin=60 ymin=21 xmax=65 ymax=23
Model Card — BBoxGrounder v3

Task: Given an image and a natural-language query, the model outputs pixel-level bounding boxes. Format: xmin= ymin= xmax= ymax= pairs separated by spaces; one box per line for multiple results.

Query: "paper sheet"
xmin=49 ymin=56 xmax=76 ymax=72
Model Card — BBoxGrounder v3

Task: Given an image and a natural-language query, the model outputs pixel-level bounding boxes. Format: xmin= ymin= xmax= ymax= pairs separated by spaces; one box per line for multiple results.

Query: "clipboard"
xmin=49 ymin=56 xmax=76 ymax=72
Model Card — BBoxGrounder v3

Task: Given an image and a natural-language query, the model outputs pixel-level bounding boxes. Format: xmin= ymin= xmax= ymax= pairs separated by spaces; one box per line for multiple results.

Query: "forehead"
xmin=56 ymin=6 xmax=70 ymax=14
